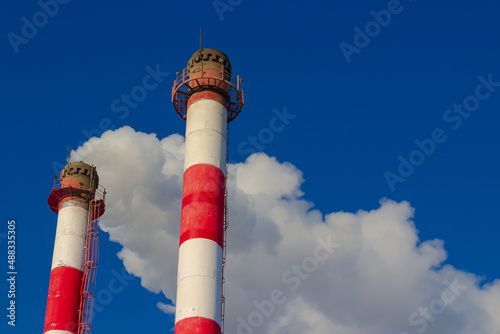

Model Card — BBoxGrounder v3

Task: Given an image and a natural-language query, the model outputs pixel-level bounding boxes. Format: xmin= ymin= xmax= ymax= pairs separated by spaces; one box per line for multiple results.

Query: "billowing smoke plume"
xmin=74 ymin=126 xmax=500 ymax=334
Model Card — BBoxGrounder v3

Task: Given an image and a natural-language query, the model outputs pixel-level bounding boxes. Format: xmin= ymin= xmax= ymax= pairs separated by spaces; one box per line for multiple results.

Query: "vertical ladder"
xmin=78 ymin=167 xmax=100 ymax=334
xmin=220 ymin=122 xmax=230 ymax=333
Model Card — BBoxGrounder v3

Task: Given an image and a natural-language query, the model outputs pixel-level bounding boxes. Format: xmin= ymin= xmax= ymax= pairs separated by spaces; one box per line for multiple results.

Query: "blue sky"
xmin=1 ymin=1 xmax=500 ymax=333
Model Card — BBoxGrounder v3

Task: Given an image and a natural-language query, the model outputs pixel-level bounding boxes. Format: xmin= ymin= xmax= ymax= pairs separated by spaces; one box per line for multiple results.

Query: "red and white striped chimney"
xmin=172 ymin=48 xmax=244 ymax=334
xmin=45 ymin=161 xmax=104 ymax=334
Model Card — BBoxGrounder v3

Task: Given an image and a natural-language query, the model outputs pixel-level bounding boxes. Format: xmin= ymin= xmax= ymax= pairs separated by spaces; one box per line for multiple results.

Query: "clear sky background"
xmin=1 ymin=1 xmax=500 ymax=333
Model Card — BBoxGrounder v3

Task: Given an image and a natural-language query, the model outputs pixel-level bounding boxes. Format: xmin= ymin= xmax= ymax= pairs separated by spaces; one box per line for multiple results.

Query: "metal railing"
xmin=77 ymin=192 xmax=105 ymax=334
xmin=220 ymin=122 xmax=230 ymax=333
xmin=172 ymin=63 xmax=244 ymax=122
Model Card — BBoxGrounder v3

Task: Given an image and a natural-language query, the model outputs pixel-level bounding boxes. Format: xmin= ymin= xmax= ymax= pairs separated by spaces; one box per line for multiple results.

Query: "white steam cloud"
xmin=73 ymin=126 xmax=500 ymax=334
xmin=157 ymin=302 xmax=176 ymax=315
